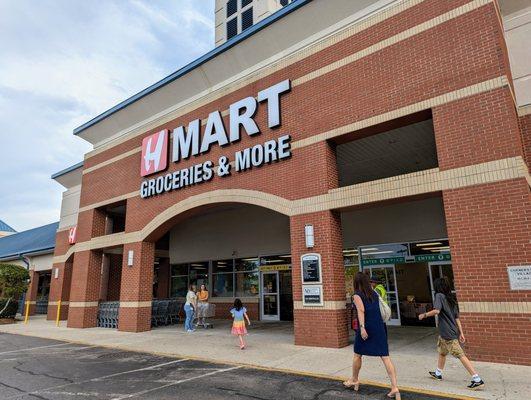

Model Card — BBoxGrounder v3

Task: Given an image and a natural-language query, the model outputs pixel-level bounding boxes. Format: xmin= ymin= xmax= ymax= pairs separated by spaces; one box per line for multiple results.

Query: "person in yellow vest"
xmin=370 ymin=277 xmax=388 ymax=305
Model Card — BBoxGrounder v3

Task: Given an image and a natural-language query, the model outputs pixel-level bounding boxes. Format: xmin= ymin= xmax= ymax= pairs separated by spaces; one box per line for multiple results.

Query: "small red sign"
xmin=141 ymin=130 xmax=168 ymax=176
xmin=68 ymin=226 xmax=77 ymax=245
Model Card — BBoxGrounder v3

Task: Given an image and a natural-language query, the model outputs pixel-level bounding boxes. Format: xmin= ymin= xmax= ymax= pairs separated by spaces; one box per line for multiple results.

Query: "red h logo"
xmin=68 ymin=226 xmax=77 ymax=245
xmin=141 ymin=130 xmax=168 ymax=176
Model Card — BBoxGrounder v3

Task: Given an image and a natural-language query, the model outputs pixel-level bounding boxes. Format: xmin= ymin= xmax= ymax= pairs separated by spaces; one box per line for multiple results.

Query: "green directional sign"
xmin=414 ymin=254 xmax=451 ymax=263
xmin=361 ymin=257 xmax=405 ymax=266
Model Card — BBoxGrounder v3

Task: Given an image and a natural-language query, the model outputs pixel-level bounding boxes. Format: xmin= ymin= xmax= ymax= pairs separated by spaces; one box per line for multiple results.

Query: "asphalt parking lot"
xmin=0 ymin=333 xmax=460 ymax=400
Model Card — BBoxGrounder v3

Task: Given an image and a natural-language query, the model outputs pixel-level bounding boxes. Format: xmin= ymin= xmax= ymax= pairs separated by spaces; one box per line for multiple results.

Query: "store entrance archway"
xmin=151 ymin=203 xmax=293 ymax=324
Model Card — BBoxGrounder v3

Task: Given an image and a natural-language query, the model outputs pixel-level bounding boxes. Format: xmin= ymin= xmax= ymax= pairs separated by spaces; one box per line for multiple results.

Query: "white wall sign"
xmin=507 ymin=265 xmax=531 ymax=290
xmin=302 ymin=285 xmax=323 ymax=306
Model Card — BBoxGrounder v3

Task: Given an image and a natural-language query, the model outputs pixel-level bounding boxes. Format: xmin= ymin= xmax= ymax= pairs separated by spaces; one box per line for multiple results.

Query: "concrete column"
xmin=67 ymin=250 xmax=102 ymax=328
xmin=118 ymin=242 xmax=155 ymax=332
xmin=290 ymin=210 xmax=348 ymax=348
xmin=47 ymin=260 xmax=73 ymax=321
xmin=434 ymin=87 xmax=531 ymax=364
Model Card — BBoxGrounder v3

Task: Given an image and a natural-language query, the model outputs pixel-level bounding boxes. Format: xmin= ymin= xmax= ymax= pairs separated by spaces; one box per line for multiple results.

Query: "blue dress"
xmin=353 ymin=291 xmax=389 ymax=356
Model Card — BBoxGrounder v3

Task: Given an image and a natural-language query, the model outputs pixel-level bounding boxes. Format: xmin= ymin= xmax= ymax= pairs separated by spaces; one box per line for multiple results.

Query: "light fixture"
xmin=191 ymin=263 xmax=206 ymax=267
xmin=362 ymin=250 xmax=394 ymax=255
xmin=127 ymin=250 xmax=134 ymax=267
xmin=360 ymin=247 xmax=379 ymax=252
xmin=305 ymin=224 xmax=314 ymax=248
xmin=422 ymin=246 xmax=450 ymax=251
xmin=416 ymin=242 xmax=443 ymax=247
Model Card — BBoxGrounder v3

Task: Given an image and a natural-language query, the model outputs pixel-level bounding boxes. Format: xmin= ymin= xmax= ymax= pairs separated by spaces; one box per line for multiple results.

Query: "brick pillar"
xmin=290 ymin=210 xmax=348 ymax=348
xmin=67 ymin=250 xmax=102 ymax=328
xmin=25 ymin=270 xmax=40 ymax=316
xmin=118 ymin=242 xmax=154 ymax=332
xmin=156 ymin=258 xmax=170 ymax=299
xmin=434 ymin=88 xmax=531 ymax=365
xmin=47 ymin=260 xmax=73 ymax=321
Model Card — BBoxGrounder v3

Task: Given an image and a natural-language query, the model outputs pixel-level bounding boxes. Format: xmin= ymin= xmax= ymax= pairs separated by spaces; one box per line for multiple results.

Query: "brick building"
xmin=48 ymin=0 xmax=530 ymax=365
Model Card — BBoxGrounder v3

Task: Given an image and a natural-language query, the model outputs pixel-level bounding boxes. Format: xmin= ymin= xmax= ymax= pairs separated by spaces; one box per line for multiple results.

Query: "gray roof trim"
xmin=73 ymin=0 xmax=312 ymax=136
xmin=51 ymin=161 xmax=84 ymax=179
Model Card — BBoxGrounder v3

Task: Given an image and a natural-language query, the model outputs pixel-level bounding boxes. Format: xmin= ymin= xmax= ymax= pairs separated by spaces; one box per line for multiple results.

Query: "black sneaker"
xmin=429 ymin=371 xmax=442 ymax=380
xmin=467 ymin=380 xmax=485 ymax=390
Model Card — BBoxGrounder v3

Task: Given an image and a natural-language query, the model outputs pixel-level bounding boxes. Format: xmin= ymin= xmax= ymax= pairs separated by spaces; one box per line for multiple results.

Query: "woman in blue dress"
xmin=343 ymin=272 xmax=400 ymax=399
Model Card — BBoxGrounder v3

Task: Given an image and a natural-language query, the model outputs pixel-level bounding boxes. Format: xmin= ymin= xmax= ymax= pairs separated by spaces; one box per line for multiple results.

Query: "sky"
xmin=0 ymin=0 xmax=215 ymax=231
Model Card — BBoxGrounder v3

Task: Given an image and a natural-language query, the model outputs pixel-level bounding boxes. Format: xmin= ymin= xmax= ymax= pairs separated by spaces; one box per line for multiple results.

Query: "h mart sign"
xmin=68 ymin=226 xmax=77 ymax=245
xmin=140 ymin=80 xmax=292 ymax=198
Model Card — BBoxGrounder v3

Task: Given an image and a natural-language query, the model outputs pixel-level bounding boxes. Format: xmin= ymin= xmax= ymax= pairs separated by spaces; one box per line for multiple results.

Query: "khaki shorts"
xmin=437 ymin=337 xmax=465 ymax=358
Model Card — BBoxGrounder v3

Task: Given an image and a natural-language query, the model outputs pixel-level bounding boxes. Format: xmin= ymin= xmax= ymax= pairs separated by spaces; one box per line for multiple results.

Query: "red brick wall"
xmin=519 ymin=114 xmax=531 ymax=169
xmin=64 ymin=0 xmax=530 ymax=363
xmin=156 ymin=258 xmax=170 ymax=299
xmin=67 ymin=250 xmax=102 ymax=328
xmin=290 ymin=211 xmax=349 ymax=348
xmin=106 ymin=254 xmax=122 ymax=301
xmin=118 ymin=242 xmax=154 ymax=332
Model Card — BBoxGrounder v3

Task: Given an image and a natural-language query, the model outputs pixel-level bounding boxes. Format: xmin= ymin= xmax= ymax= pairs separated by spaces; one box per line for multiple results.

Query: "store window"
xmin=241 ymin=8 xmax=253 ymax=31
xmin=226 ymin=17 xmax=238 ymax=40
xmin=343 ymin=249 xmax=359 ymax=297
xmin=170 ymin=264 xmax=188 ymax=298
xmin=212 ymin=259 xmax=235 ymax=297
xmin=189 ymin=262 xmax=209 ymax=288
xmin=227 ymin=0 xmax=237 ymax=17
xmin=235 ymin=258 xmax=259 ymax=297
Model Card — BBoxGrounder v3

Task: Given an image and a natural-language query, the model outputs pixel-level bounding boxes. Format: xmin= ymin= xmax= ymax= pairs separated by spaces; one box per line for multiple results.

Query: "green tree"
xmin=0 ymin=263 xmax=30 ymax=316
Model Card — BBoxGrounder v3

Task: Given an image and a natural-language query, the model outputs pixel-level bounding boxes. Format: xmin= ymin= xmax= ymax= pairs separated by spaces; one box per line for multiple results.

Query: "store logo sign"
xmin=139 ymin=79 xmax=292 ymax=198
xmin=141 ymin=130 xmax=168 ymax=176
xmin=68 ymin=226 xmax=77 ymax=245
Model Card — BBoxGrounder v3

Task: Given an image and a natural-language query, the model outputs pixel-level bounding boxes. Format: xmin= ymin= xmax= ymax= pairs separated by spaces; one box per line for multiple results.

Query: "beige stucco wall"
xmin=169 ymin=204 xmax=291 ymax=263
xmin=341 ymin=197 xmax=447 ymax=248
xmin=58 ymin=184 xmax=81 ymax=230
xmin=29 ymin=253 xmax=54 ymax=272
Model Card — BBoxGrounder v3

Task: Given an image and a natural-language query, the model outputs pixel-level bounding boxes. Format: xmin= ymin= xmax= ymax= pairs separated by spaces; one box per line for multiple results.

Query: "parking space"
xmin=0 ymin=333 xmax=459 ymax=400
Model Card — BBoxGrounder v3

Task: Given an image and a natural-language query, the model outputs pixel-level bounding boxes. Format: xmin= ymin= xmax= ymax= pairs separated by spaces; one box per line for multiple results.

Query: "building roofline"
xmin=51 ymin=161 xmax=84 ymax=179
xmin=0 ymin=246 xmax=55 ymax=262
xmin=73 ymin=0 xmax=312 ymax=136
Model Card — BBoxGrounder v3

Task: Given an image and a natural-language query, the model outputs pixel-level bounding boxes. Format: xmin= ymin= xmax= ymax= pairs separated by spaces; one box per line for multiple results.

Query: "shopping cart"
xmin=194 ymin=303 xmax=216 ymax=329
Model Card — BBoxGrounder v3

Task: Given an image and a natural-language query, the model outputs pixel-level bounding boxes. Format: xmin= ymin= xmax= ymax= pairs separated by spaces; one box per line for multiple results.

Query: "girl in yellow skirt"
xmin=230 ymin=298 xmax=251 ymax=349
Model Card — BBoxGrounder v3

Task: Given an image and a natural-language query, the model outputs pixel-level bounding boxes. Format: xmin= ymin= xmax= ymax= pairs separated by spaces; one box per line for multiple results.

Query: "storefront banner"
xmin=259 ymin=264 xmax=291 ymax=272
xmin=361 ymin=257 xmax=405 ymax=266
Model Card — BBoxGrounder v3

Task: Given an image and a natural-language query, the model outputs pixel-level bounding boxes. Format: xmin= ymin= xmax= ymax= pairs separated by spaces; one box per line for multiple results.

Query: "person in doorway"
xmin=418 ymin=276 xmax=484 ymax=390
xmin=184 ymin=284 xmax=197 ymax=333
xmin=197 ymin=284 xmax=209 ymax=327
xmin=230 ymin=298 xmax=251 ymax=350
xmin=370 ymin=277 xmax=388 ymax=304
xmin=344 ymin=272 xmax=400 ymax=399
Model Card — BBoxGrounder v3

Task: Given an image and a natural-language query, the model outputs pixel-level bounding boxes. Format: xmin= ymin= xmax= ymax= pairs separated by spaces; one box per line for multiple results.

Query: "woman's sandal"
xmin=342 ymin=380 xmax=360 ymax=391
xmin=387 ymin=390 xmax=401 ymax=399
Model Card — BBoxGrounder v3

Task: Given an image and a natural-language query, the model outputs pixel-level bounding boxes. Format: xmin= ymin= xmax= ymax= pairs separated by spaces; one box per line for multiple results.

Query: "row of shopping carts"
xmin=96 ymin=300 xmax=216 ymax=329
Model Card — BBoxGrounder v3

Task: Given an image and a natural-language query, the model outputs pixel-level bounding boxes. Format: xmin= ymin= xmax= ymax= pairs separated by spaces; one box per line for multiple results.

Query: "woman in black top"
xmin=419 ymin=277 xmax=484 ymax=390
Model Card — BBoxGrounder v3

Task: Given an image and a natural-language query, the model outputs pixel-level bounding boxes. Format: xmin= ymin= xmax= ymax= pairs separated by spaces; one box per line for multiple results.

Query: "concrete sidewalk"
xmin=1 ymin=316 xmax=528 ymax=400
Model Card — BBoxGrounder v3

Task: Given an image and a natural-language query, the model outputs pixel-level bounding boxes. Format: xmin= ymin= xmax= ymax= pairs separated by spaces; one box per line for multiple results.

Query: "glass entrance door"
xmin=261 ymin=271 xmax=280 ymax=321
xmin=428 ymin=262 xmax=455 ymax=302
xmin=365 ymin=265 xmax=401 ymax=326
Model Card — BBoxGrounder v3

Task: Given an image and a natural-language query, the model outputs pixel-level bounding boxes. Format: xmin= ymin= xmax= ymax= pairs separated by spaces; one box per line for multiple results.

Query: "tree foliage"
xmin=0 ymin=263 xmax=29 ymax=299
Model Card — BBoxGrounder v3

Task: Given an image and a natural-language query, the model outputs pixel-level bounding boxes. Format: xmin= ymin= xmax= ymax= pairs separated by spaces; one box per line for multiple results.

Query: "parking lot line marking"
xmin=0 ymin=342 xmax=69 ymax=355
xmin=3 ymin=359 xmax=191 ymax=400
xmin=111 ymin=366 xmax=242 ymax=400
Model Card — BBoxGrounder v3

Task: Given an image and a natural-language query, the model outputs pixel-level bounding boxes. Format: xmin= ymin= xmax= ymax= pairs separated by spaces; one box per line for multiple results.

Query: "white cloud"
xmin=0 ymin=0 xmax=214 ymax=231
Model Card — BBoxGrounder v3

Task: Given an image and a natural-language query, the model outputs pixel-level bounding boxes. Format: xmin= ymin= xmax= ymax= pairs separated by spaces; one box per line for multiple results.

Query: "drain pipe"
xmin=17 ymin=253 xmax=31 ymax=316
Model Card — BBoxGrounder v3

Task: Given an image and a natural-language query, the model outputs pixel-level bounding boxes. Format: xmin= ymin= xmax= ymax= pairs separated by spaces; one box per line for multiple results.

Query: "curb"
xmin=0 ymin=328 xmax=480 ymax=400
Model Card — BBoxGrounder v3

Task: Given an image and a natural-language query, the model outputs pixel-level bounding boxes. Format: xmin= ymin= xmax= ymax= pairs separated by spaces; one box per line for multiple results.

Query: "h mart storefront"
xmin=48 ymin=0 xmax=531 ymax=365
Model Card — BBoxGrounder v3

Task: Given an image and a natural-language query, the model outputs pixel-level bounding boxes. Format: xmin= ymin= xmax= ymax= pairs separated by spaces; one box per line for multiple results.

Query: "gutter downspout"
xmin=17 ymin=253 xmax=31 ymax=316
